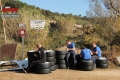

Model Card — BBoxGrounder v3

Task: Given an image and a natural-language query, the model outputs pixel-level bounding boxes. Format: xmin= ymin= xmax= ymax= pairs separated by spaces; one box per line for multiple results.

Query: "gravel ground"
xmin=0 ymin=68 xmax=120 ymax=80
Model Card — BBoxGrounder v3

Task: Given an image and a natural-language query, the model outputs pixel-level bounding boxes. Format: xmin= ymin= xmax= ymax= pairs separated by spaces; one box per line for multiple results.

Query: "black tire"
xmin=80 ymin=60 xmax=94 ymax=66
xmin=56 ymin=50 xmax=67 ymax=55
xmin=80 ymin=66 xmax=94 ymax=71
xmin=50 ymin=61 xmax=56 ymax=66
xmin=96 ymin=63 xmax=108 ymax=68
xmin=27 ymin=50 xmax=36 ymax=56
xmin=50 ymin=65 xmax=56 ymax=71
xmin=27 ymin=51 xmax=38 ymax=62
xmin=96 ymin=58 xmax=108 ymax=64
xmin=46 ymin=50 xmax=55 ymax=57
xmin=58 ymin=64 xmax=67 ymax=69
xmin=56 ymin=55 xmax=66 ymax=60
xmin=46 ymin=56 xmax=55 ymax=62
xmin=37 ymin=62 xmax=50 ymax=69
xmin=37 ymin=68 xmax=51 ymax=74
xmin=57 ymin=60 xmax=66 ymax=64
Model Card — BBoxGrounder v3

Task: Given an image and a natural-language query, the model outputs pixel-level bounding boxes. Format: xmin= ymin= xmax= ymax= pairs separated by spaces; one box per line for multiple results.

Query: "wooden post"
xmin=1 ymin=0 xmax=7 ymax=44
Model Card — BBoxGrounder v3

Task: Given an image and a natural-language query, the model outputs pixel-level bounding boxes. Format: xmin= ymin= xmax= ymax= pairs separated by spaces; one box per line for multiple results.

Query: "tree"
xmin=86 ymin=0 xmax=120 ymax=45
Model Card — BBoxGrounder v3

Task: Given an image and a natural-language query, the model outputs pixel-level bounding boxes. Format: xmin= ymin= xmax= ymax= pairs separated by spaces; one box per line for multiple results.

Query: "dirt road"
xmin=0 ymin=68 xmax=120 ymax=80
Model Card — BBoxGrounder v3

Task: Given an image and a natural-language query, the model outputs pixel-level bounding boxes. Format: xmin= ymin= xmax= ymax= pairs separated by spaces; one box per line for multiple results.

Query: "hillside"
xmin=0 ymin=0 xmax=92 ymax=59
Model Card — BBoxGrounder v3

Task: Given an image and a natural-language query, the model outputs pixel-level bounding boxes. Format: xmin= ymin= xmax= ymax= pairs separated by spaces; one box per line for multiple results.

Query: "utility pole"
xmin=0 ymin=0 xmax=7 ymax=44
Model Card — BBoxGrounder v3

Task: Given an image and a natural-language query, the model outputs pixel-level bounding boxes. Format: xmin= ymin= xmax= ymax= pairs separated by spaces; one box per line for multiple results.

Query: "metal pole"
xmin=22 ymin=36 xmax=24 ymax=59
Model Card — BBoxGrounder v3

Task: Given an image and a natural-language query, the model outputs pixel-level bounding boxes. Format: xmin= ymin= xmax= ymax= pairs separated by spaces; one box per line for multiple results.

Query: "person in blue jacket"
xmin=91 ymin=42 xmax=102 ymax=67
xmin=66 ymin=39 xmax=77 ymax=69
xmin=80 ymin=44 xmax=92 ymax=60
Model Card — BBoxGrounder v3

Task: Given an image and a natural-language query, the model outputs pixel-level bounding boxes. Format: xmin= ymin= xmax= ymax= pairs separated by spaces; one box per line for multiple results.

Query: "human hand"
xmin=65 ymin=48 xmax=69 ymax=51
xmin=34 ymin=54 xmax=38 ymax=57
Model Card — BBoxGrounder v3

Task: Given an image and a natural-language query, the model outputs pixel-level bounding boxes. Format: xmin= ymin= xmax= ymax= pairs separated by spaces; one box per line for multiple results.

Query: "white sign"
xmin=19 ymin=24 xmax=26 ymax=27
xmin=30 ymin=20 xmax=45 ymax=29
xmin=1 ymin=14 xmax=20 ymax=18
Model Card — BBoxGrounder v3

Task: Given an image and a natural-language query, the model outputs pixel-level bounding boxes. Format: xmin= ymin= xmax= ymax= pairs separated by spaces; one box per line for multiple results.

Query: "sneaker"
xmin=94 ymin=64 xmax=96 ymax=69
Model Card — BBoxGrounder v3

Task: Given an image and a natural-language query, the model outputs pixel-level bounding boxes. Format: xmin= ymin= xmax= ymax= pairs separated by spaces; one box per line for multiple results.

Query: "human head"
xmin=66 ymin=39 xmax=71 ymax=45
xmin=84 ymin=44 xmax=89 ymax=48
xmin=92 ymin=42 xmax=97 ymax=48
xmin=36 ymin=43 xmax=42 ymax=48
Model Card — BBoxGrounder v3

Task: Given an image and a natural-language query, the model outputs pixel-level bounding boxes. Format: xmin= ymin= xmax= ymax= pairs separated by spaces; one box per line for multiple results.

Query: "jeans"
xmin=66 ymin=50 xmax=77 ymax=67
xmin=91 ymin=55 xmax=99 ymax=66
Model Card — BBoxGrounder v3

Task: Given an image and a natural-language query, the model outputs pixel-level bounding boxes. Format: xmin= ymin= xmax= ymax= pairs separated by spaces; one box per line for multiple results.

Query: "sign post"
xmin=30 ymin=20 xmax=45 ymax=42
xmin=19 ymin=25 xmax=26 ymax=59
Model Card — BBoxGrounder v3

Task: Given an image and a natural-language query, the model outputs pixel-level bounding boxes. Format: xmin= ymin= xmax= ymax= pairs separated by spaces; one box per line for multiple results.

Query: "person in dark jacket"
xmin=27 ymin=43 xmax=46 ymax=73
xmin=34 ymin=43 xmax=46 ymax=62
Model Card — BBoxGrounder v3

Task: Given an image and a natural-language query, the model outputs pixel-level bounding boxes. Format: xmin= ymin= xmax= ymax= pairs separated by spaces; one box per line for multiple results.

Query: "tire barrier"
xmin=81 ymin=60 xmax=94 ymax=66
xmin=50 ymin=65 xmax=56 ymax=71
xmin=37 ymin=69 xmax=51 ymax=74
xmin=37 ymin=62 xmax=51 ymax=74
xmin=58 ymin=64 xmax=67 ymax=69
xmin=80 ymin=60 xmax=94 ymax=71
xmin=50 ymin=60 xmax=56 ymax=66
xmin=56 ymin=55 xmax=66 ymax=60
xmin=80 ymin=66 xmax=94 ymax=71
xmin=56 ymin=50 xmax=67 ymax=69
xmin=57 ymin=60 xmax=66 ymax=64
xmin=46 ymin=50 xmax=56 ymax=71
xmin=56 ymin=50 xmax=67 ymax=55
xmin=46 ymin=50 xmax=55 ymax=57
xmin=96 ymin=57 xmax=108 ymax=68
xmin=46 ymin=56 xmax=55 ymax=62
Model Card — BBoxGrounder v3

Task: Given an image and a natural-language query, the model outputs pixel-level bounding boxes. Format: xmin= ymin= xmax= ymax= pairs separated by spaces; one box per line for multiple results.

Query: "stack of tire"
xmin=56 ymin=50 xmax=67 ymax=69
xmin=96 ymin=57 xmax=108 ymax=68
xmin=37 ymin=62 xmax=51 ymax=74
xmin=80 ymin=60 xmax=94 ymax=71
xmin=46 ymin=50 xmax=56 ymax=71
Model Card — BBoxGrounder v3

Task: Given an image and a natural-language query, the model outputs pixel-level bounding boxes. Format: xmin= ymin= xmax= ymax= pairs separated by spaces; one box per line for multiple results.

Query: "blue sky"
xmin=20 ymin=0 xmax=89 ymax=16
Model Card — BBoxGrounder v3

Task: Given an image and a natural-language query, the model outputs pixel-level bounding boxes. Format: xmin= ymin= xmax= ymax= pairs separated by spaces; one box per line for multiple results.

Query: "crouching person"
xmin=27 ymin=43 xmax=46 ymax=73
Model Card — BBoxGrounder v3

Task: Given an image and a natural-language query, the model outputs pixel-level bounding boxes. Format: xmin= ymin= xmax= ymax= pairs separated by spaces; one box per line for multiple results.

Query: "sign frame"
xmin=30 ymin=20 xmax=45 ymax=29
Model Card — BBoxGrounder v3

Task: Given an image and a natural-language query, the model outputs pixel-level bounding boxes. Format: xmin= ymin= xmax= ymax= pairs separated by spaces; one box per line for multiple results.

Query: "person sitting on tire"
xmin=27 ymin=43 xmax=46 ymax=72
xmin=80 ymin=44 xmax=92 ymax=60
xmin=66 ymin=39 xmax=77 ymax=69
xmin=91 ymin=42 xmax=102 ymax=67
